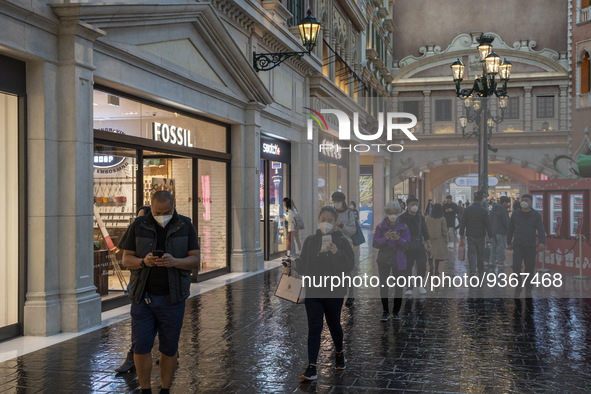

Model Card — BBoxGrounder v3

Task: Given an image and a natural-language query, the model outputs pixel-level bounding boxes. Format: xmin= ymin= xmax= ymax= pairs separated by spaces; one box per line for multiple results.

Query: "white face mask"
xmin=410 ymin=205 xmax=419 ymax=213
xmin=319 ymin=222 xmax=334 ymax=234
xmin=154 ymin=215 xmax=173 ymax=227
xmin=334 ymin=202 xmax=343 ymax=210
xmin=520 ymin=201 xmax=529 ymax=209
xmin=388 ymin=214 xmax=398 ymax=222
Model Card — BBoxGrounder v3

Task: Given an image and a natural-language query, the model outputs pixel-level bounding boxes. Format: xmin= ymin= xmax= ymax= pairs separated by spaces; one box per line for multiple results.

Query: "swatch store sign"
xmin=260 ymin=137 xmax=291 ymax=163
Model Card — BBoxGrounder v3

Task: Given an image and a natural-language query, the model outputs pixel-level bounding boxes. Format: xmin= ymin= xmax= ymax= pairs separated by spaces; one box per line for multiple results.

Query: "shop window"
xmin=570 ymin=193 xmax=584 ymax=237
xmin=504 ymin=97 xmax=520 ymax=119
xmin=536 ymin=96 xmax=555 ymax=118
xmin=93 ymin=144 xmax=137 ymax=298
xmin=434 ymin=99 xmax=452 ymax=122
xmin=549 ymin=193 xmax=563 ymax=236
xmin=0 ymin=92 xmax=18 ymax=329
xmin=581 ymin=51 xmax=590 ymax=95
xmin=198 ymin=160 xmax=228 ymax=272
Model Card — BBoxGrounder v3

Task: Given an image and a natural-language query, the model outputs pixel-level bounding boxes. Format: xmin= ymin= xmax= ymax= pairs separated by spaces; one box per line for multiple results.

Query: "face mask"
xmin=154 ymin=215 xmax=173 ymax=227
xmin=388 ymin=214 xmax=398 ymax=222
xmin=410 ymin=205 xmax=419 ymax=213
xmin=334 ymin=202 xmax=343 ymax=210
xmin=520 ymin=202 xmax=529 ymax=209
xmin=319 ymin=222 xmax=334 ymax=234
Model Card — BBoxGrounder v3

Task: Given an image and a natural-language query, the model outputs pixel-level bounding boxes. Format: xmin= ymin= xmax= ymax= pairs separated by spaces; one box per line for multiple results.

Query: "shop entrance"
xmin=93 ymin=143 xmax=230 ymax=308
xmin=259 ymin=136 xmax=291 ymax=260
xmin=259 ymin=159 xmax=290 ymax=260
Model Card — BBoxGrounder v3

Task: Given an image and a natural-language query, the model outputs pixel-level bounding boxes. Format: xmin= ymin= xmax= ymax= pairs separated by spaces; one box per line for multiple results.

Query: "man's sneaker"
xmin=345 ymin=297 xmax=354 ymax=307
xmin=335 ymin=352 xmax=346 ymax=370
xmin=380 ymin=312 xmax=391 ymax=322
xmin=418 ymin=287 xmax=427 ymax=295
xmin=299 ymin=364 xmax=317 ymax=381
xmin=405 ymin=289 xmax=413 ymax=296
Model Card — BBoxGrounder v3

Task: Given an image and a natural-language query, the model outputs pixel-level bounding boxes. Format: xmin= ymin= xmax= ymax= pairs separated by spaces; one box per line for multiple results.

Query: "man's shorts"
xmin=131 ymin=294 xmax=186 ymax=356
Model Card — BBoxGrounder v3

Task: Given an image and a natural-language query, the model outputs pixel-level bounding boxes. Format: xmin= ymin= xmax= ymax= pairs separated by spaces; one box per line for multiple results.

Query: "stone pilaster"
xmin=524 ymin=87 xmax=532 ymax=132
xmin=230 ymin=104 xmax=264 ymax=271
xmin=423 ymin=90 xmax=432 ymax=134
xmin=373 ymin=155 xmax=385 ymax=228
xmin=55 ymin=18 xmax=103 ymax=332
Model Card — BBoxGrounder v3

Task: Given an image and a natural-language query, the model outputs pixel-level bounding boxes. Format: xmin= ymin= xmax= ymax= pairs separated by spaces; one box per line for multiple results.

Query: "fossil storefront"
xmin=93 ymin=88 xmax=231 ymax=308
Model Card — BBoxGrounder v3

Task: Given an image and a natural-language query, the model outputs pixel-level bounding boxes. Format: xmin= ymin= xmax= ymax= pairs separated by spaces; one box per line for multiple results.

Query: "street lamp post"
xmin=451 ymin=35 xmax=512 ymax=198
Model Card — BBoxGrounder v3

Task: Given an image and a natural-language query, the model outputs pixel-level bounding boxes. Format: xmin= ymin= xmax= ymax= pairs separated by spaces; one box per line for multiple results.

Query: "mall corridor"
xmin=0 ymin=242 xmax=590 ymax=393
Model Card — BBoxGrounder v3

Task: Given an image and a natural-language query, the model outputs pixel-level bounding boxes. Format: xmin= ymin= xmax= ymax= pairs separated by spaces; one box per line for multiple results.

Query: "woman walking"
xmin=286 ymin=206 xmax=354 ymax=381
xmin=425 ymin=203 xmax=448 ymax=276
xmin=283 ymin=197 xmax=302 ymax=256
xmin=372 ymin=201 xmax=410 ymax=321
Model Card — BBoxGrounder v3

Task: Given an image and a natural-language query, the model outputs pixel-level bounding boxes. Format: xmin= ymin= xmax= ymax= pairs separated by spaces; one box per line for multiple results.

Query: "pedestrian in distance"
xmin=507 ymin=194 xmax=546 ymax=298
xmin=372 ymin=201 xmax=411 ymax=322
xmin=490 ymin=196 xmax=511 ymax=267
xmin=115 ymin=205 xmax=151 ymax=374
xmin=399 ymin=197 xmax=431 ymax=295
xmin=424 ymin=199 xmax=434 ymax=216
xmin=459 ymin=191 xmax=493 ymax=276
xmin=443 ymin=195 xmax=459 ymax=248
xmin=347 ymin=201 xmax=362 ymax=307
xmin=121 ymin=191 xmax=200 ymax=394
xmin=331 ymin=191 xmax=357 ymax=306
xmin=285 ymin=206 xmax=354 ymax=381
xmin=425 ymin=203 xmax=448 ymax=276
xmin=283 ymin=197 xmax=302 ymax=257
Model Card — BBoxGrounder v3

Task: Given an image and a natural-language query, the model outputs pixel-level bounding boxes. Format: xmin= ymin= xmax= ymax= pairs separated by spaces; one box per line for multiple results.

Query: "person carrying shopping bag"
xmin=284 ymin=206 xmax=354 ymax=381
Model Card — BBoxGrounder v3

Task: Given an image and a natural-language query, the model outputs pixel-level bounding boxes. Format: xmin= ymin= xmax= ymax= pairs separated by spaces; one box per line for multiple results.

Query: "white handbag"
xmin=275 ymin=271 xmax=305 ymax=303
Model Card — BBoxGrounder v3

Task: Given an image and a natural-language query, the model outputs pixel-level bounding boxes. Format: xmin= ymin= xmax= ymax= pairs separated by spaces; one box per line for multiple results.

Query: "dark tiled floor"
xmin=1 ymin=241 xmax=591 ymax=393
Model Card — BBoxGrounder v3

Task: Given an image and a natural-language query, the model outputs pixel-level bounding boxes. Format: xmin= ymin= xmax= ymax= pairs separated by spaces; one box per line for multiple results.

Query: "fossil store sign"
xmin=152 ymin=122 xmax=193 ymax=147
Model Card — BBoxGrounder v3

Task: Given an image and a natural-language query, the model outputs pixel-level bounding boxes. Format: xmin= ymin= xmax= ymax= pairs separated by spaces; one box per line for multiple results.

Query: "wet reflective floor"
xmin=1 ymin=242 xmax=591 ymax=393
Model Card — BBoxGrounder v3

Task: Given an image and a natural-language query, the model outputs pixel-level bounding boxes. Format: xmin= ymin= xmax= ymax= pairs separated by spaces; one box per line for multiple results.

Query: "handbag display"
xmin=275 ymin=272 xmax=305 ymax=303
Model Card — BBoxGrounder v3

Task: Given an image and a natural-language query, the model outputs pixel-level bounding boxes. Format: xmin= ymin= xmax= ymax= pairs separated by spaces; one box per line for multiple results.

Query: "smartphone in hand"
xmin=321 ymin=235 xmax=332 ymax=252
xmin=152 ymin=250 xmax=164 ymax=258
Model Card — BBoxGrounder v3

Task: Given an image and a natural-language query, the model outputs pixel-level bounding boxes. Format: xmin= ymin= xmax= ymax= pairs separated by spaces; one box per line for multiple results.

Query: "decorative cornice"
xmin=392 ymin=32 xmax=568 ymax=79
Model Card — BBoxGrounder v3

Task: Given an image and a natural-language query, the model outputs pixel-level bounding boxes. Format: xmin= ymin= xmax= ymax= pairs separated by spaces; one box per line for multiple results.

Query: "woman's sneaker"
xmin=380 ymin=312 xmax=391 ymax=322
xmin=299 ymin=364 xmax=317 ymax=381
xmin=335 ymin=352 xmax=346 ymax=370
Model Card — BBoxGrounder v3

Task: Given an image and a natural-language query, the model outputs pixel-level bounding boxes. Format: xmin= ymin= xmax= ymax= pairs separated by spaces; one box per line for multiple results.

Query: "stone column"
xmin=348 ymin=150 xmax=360 ymax=208
xmin=55 ymin=19 xmax=103 ymax=332
xmin=24 ymin=60 xmax=63 ymax=336
xmin=291 ymin=128 xmax=316 ymax=240
xmin=423 ymin=90 xmax=432 ymax=134
xmin=524 ymin=87 xmax=532 ymax=132
xmin=230 ymin=103 xmax=264 ymax=271
xmin=373 ymin=155 xmax=385 ymax=228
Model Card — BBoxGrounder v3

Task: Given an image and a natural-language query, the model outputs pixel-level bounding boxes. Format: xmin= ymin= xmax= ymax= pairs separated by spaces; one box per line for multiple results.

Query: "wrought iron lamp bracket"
xmin=253 ymin=51 xmax=307 ymax=72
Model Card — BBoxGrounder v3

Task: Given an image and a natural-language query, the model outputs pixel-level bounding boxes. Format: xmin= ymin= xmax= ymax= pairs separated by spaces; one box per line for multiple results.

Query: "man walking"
xmin=459 ymin=191 xmax=493 ymax=275
xmin=443 ymin=195 xmax=459 ymax=247
xmin=490 ymin=196 xmax=511 ymax=266
xmin=121 ymin=191 xmax=200 ymax=394
xmin=507 ymin=194 xmax=546 ymax=297
xmin=400 ymin=196 xmax=431 ymax=295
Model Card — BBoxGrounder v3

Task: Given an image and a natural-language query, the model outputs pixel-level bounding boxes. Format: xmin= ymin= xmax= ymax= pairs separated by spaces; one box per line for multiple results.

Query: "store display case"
xmin=529 ymin=179 xmax=591 ymax=275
